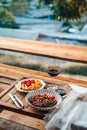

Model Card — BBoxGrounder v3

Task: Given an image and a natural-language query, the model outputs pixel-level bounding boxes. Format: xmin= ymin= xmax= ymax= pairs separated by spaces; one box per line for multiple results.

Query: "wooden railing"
xmin=0 ymin=37 xmax=87 ymax=63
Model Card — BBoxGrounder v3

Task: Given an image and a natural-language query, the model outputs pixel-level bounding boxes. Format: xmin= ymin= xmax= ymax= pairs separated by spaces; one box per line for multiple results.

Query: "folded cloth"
xmin=69 ymin=84 xmax=87 ymax=93
xmin=45 ymin=85 xmax=87 ymax=130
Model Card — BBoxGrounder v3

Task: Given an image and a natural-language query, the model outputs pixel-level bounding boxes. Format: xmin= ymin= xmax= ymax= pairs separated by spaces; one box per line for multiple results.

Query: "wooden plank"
xmin=0 ymin=63 xmax=87 ymax=88
xmin=0 ymin=77 xmax=21 ymax=99
xmin=0 ymin=110 xmax=46 ymax=130
xmin=0 ymin=37 xmax=87 ymax=63
xmin=0 ymin=76 xmax=14 ymax=92
xmin=0 ymin=87 xmax=4 ymax=93
xmin=0 ymin=83 xmax=9 ymax=90
xmin=0 ymin=101 xmax=44 ymax=119
xmin=0 ymin=77 xmax=15 ymax=91
xmin=0 ymin=126 xmax=6 ymax=130
xmin=0 ymin=77 xmax=15 ymax=84
xmin=0 ymin=117 xmax=36 ymax=130
xmin=0 ymin=72 xmax=21 ymax=79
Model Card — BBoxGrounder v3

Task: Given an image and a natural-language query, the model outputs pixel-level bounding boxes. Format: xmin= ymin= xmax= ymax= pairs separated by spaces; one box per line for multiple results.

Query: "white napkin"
xmin=69 ymin=84 xmax=87 ymax=93
xmin=45 ymin=84 xmax=87 ymax=130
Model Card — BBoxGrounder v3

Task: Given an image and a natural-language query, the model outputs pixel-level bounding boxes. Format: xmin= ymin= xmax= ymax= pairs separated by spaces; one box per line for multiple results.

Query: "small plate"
xmin=15 ymin=78 xmax=46 ymax=93
xmin=25 ymin=89 xmax=62 ymax=111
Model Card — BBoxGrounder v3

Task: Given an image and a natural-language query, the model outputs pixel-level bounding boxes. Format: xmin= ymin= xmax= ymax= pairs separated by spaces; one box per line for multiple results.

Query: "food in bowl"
xmin=29 ymin=93 xmax=57 ymax=107
xmin=20 ymin=79 xmax=42 ymax=91
xmin=25 ymin=89 xmax=62 ymax=111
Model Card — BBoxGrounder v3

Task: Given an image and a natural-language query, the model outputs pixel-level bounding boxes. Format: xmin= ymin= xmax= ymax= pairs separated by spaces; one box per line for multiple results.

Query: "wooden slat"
xmin=0 ymin=63 xmax=87 ymax=88
xmin=0 ymin=78 xmax=21 ymax=98
xmin=0 ymin=77 xmax=14 ymax=91
xmin=0 ymin=37 xmax=87 ymax=63
xmin=0 ymin=110 xmax=46 ymax=130
xmin=0 ymin=72 xmax=21 ymax=79
xmin=0 ymin=77 xmax=14 ymax=84
xmin=0 ymin=83 xmax=9 ymax=90
xmin=0 ymin=126 xmax=6 ymax=130
xmin=0 ymin=86 xmax=4 ymax=93
xmin=0 ymin=118 xmax=35 ymax=130
xmin=0 ymin=101 xmax=44 ymax=119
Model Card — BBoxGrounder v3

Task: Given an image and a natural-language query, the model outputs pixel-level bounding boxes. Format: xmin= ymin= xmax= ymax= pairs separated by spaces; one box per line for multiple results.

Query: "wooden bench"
xmin=0 ymin=37 xmax=87 ymax=130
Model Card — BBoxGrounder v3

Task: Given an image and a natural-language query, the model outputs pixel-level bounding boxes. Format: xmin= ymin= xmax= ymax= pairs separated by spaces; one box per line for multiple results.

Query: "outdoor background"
xmin=0 ymin=0 xmax=87 ymax=81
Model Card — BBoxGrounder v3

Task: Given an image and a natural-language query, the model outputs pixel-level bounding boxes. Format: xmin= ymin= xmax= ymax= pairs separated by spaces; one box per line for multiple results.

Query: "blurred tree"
xmin=0 ymin=9 xmax=16 ymax=28
xmin=44 ymin=0 xmax=53 ymax=4
xmin=0 ymin=0 xmax=9 ymax=10
xmin=9 ymin=0 xmax=28 ymax=16
xmin=38 ymin=0 xmax=87 ymax=20
xmin=53 ymin=0 xmax=87 ymax=21
xmin=1 ymin=0 xmax=8 ymax=4
xmin=37 ymin=0 xmax=53 ymax=8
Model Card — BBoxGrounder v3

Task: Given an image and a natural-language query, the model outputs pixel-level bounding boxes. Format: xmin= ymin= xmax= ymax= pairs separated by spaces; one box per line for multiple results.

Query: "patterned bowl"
xmin=25 ymin=89 xmax=62 ymax=111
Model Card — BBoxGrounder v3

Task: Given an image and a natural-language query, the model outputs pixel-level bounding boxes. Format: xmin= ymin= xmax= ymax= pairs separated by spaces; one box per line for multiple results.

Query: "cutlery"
xmin=8 ymin=93 xmax=24 ymax=109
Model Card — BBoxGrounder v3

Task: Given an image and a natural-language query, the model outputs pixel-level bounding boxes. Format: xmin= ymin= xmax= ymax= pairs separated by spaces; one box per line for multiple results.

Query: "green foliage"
xmin=53 ymin=0 xmax=87 ymax=21
xmin=38 ymin=0 xmax=87 ymax=20
xmin=62 ymin=65 xmax=87 ymax=76
xmin=5 ymin=62 xmax=87 ymax=76
xmin=44 ymin=0 xmax=53 ymax=4
xmin=6 ymin=62 xmax=47 ymax=72
xmin=9 ymin=0 xmax=29 ymax=16
xmin=0 ymin=9 xmax=16 ymax=28
xmin=1 ymin=0 xmax=8 ymax=4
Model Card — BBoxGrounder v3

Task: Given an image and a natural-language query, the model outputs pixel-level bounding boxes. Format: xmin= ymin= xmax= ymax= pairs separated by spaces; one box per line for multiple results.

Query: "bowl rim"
xmin=25 ymin=89 xmax=62 ymax=111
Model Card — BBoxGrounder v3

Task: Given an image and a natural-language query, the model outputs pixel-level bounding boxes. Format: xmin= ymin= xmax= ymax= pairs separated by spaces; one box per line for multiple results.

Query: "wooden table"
xmin=0 ymin=77 xmax=47 ymax=130
xmin=0 ymin=78 xmax=71 ymax=130
xmin=0 ymin=65 xmax=73 ymax=130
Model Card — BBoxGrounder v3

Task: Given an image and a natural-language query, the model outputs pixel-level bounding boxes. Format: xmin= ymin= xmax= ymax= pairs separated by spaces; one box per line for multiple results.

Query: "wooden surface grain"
xmin=0 ymin=63 xmax=87 ymax=88
xmin=0 ymin=37 xmax=87 ymax=63
xmin=0 ymin=110 xmax=46 ymax=130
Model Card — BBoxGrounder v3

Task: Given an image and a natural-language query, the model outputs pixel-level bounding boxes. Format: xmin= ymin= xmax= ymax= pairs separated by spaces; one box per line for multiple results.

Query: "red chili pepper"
xmin=49 ymin=95 xmax=55 ymax=99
